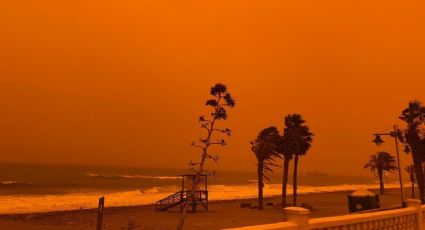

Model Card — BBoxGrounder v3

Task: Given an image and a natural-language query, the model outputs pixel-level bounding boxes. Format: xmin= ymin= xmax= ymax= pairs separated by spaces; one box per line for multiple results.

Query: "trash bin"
xmin=348 ymin=189 xmax=380 ymax=213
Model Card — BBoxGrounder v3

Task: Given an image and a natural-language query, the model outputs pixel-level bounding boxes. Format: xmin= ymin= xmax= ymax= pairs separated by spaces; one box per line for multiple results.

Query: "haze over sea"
xmin=0 ymin=163 xmax=398 ymax=214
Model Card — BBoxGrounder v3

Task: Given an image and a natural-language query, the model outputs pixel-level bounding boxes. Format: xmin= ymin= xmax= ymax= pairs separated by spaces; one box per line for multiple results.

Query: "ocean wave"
xmin=0 ymin=183 xmax=399 ymax=215
xmin=0 ymin=181 xmax=31 ymax=186
xmin=85 ymin=173 xmax=180 ymax=180
xmin=208 ymin=183 xmax=400 ymax=200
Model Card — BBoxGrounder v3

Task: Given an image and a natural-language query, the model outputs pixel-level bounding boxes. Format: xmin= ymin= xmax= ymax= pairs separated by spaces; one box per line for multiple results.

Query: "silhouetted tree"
xmin=177 ymin=83 xmax=235 ymax=230
xmin=251 ymin=127 xmax=281 ymax=210
xmin=405 ymin=165 xmax=416 ymax=198
xmin=364 ymin=152 xmax=398 ymax=194
xmin=284 ymin=114 xmax=313 ymax=206
xmin=399 ymin=100 xmax=425 ymax=203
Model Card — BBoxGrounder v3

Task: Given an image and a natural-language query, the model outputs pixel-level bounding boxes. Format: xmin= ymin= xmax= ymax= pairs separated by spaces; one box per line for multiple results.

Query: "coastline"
xmin=0 ymin=187 xmax=413 ymax=230
xmin=0 ymin=183 xmax=399 ymax=215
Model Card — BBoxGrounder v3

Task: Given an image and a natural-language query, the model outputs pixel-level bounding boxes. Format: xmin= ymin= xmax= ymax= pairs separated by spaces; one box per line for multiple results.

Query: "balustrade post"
xmin=407 ymin=199 xmax=423 ymax=230
xmin=284 ymin=207 xmax=310 ymax=230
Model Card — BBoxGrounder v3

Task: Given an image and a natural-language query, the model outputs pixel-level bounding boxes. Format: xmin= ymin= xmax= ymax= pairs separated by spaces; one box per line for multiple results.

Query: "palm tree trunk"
xmin=412 ymin=154 xmax=425 ymax=203
xmin=293 ymin=154 xmax=299 ymax=206
xmin=378 ymin=169 xmax=384 ymax=194
xmin=422 ymin=162 xmax=425 ymax=199
xmin=412 ymin=180 xmax=415 ymax=198
xmin=258 ymin=162 xmax=264 ymax=210
xmin=282 ymin=157 xmax=290 ymax=207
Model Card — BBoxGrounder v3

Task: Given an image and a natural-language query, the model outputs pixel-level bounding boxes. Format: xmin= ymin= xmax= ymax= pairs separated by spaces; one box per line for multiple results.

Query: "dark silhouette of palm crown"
xmin=364 ymin=152 xmax=398 ymax=174
xmin=283 ymin=114 xmax=313 ymax=156
xmin=251 ymin=127 xmax=281 ymax=178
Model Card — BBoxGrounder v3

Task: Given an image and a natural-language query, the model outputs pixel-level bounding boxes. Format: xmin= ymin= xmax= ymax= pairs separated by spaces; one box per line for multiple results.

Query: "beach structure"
xmin=225 ymin=199 xmax=424 ymax=230
xmin=154 ymin=174 xmax=208 ymax=212
xmin=348 ymin=189 xmax=380 ymax=213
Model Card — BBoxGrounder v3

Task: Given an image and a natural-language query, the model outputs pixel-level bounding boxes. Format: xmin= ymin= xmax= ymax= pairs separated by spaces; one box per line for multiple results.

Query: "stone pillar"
xmin=406 ymin=199 xmax=423 ymax=230
xmin=284 ymin=207 xmax=310 ymax=230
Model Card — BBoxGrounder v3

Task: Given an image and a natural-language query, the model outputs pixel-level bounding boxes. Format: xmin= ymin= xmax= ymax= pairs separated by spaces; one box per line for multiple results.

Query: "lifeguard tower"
xmin=154 ymin=174 xmax=208 ymax=212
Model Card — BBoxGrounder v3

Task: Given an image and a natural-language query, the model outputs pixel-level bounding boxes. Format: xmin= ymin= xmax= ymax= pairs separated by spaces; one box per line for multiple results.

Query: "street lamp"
xmin=372 ymin=125 xmax=405 ymax=207
xmin=372 ymin=135 xmax=384 ymax=146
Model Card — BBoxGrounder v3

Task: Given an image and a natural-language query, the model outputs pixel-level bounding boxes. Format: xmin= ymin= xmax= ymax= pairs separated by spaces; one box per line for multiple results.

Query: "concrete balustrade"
xmin=225 ymin=199 xmax=425 ymax=230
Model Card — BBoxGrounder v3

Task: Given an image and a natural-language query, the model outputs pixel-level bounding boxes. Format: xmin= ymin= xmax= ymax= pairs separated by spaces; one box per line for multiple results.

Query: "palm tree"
xmin=283 ymin=114 xmax=313 ymax=206
xmin=277 ymin=128 xmax=295 ymax=207
xmin=251 ymin=127 xmax=281 ymax=210
xmin=364 ymin=152 xmax=398 ymax=194
xmin=399 ymin=100 xmax=425 ymax=203
xmin=405 ymin=165 xmax=416 ymax=198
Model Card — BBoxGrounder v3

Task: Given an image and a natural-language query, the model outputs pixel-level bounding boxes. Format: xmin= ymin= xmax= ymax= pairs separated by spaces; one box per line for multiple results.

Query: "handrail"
xmin=309 ymin=207 xmax=417 ymax=229
xmin=154 ymin=190 xmax=208 ymax=211
xmin=225 ymin=199 xmax=424 ymax=230
xmin=222 ymin=222 xmax=298 ymax=230
xmin=155 ymin=191 xmax=183 ymax=205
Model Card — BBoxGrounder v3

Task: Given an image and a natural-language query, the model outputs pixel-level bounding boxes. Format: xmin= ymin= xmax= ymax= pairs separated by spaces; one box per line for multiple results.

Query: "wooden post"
xmin=97 ymin=197 xmax=105 ymax=230
xmin=206 ymin=190 xmax=208 ymax=211
xmin=205 ymin=175 xmax=208 ymax=211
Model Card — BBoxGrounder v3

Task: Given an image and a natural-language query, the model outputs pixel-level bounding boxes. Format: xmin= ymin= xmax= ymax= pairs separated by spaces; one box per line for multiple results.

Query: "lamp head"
xmin=373 ymin=135 xmax=384 ymax=146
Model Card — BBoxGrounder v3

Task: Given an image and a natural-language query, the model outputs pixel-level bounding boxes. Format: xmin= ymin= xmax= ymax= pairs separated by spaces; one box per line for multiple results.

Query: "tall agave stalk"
xmin=177 ymin=83 xmax=235 ymax=230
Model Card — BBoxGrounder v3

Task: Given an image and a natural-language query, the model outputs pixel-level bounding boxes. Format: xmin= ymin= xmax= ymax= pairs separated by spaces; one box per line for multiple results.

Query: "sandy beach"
xmin=0 ymin=188 xmax=413 ymax=230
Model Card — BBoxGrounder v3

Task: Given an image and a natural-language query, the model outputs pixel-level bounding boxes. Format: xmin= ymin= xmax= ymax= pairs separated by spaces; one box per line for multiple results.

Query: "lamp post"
xmin=372 ymin=125 xmax=405 ymax=207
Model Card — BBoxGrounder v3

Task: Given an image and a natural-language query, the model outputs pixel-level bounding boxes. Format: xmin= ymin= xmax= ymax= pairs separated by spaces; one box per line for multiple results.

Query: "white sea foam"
xmin=0 ymin=181 xmax=20 ymax=185
xmin=0 ymin=181 xmax=31 ymax=185
xmin=207 ymin=183 xmax=400 ymax=200
xmin=121 ymin=175 xmax=181 ymax=180
xmin=0 ymin=183 xmax=399 ymax=214
xmin=85 ymin=173 xmax=180 ymax=180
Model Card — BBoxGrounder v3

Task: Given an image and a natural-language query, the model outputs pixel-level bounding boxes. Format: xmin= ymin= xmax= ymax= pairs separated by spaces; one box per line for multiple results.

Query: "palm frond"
xmin=364 ymin=152 xmax=398 ymax=175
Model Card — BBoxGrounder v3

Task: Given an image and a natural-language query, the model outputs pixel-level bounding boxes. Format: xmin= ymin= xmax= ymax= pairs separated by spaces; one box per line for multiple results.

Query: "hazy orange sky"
xmin=1 ymin=0 xmax=424 ymax=176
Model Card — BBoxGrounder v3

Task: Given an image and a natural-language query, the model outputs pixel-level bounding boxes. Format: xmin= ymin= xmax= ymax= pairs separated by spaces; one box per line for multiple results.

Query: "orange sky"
xmin=1 ymin=0 xmax=424 ymax=175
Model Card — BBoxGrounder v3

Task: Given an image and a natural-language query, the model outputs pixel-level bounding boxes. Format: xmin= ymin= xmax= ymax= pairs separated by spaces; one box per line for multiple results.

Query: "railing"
xmin=422 ymin=208 xmax=425 ymax=227
xmin=154 ymin=190 xmax=208 ymax=211
xmin=154 ymin=191 xmax=184 ymax=211
xmin=224 ymin=222 xmax=298 ymax=230
xmin=310 ymin=207 xmax=418 ymax=230
xmin=224 ymin=199 xmax=425 ymax=230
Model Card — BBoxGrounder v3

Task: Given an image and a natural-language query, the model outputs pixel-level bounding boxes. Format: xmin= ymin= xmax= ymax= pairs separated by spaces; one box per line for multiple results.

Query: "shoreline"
xmin=0 ymin=183 xmax=398 ymax=215
xmin=0 ymin=186 xmax=378 ymax=217
xmin=0 ymin=187 xmax=413 ymax=230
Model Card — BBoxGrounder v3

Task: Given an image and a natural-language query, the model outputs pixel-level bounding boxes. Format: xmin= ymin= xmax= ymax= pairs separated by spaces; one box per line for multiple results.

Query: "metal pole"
xmin=393 ymin=125 xmax=405 ymax=207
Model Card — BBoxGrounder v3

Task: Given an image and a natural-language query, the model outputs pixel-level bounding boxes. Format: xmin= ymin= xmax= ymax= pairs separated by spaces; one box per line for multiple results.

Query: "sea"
xmin=0 ymin=163 xmax=399 ymax=215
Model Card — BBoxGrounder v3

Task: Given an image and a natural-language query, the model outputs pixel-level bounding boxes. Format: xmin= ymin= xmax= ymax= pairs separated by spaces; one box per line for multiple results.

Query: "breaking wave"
xmin=85 ymin=173 xmax=180 ymax=180
xmin=0 ymin=183 xmax=399 ymax=215
xmin=0 ymin=181 xmax=32 ymax=186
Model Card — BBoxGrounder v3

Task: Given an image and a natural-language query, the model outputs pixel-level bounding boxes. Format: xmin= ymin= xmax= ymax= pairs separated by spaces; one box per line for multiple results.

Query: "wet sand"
xmin=0 ymin=188 xmax=413 ymax=230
